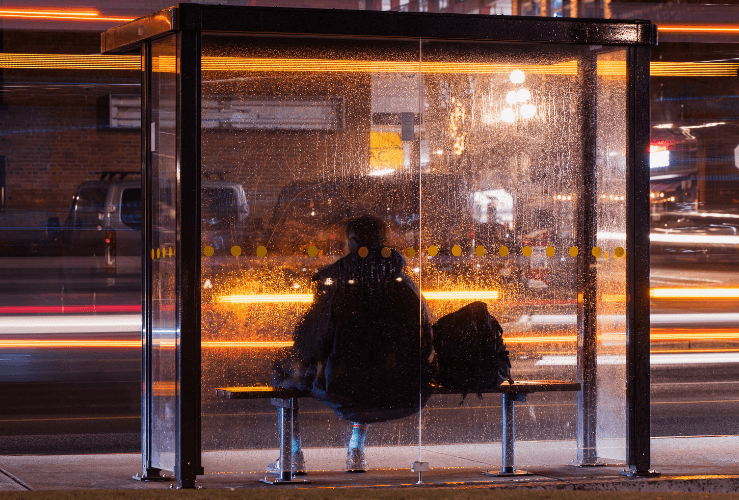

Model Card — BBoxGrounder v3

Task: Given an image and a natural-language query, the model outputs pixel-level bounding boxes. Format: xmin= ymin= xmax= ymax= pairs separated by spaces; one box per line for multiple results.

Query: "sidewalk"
xmin=1 ymin=436 xmax=738 ymax=494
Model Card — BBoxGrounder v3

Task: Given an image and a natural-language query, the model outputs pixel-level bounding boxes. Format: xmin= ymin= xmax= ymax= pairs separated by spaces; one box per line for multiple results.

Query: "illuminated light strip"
xmin=537 ymin=352 xmax=739 ymax=365
xmin=652 ymin=331 xmax=739 ymax=341
xmin=1 ymin=53 xmax=737 ymax=78
xmin=0 ymin=340 xmax=139 ymax=348
xmin=0 ymin=314 xmax=141 ymax=334
xmin=202 ymin=341 xmax=293 ymax=348
xmin=0 ymin=8 xmax=135 ymax=22
xmin=505 ymin=335 xmax=575 ymax=344
xmin=0 ymin=305 xmax=141 ymax=315
xmin=422 ymin=291 xmax=499 ymax=300
xmin=0 ymin=340 xmax=292 ymax=349
xmin=219 ymin=291 xmax=499 ymax=303
xmin=0 ymin=53 xmax=140 ymax=70
xmin=219 ymin=294 xmax=314 ymax=304
xmin=201 ymin=58 xmax=579 ymax=75
xmin=651 ymin=288 xmax=739 ymax=299
xmin=659 ymin=25 xmax=739 ymax=34
xmin=650 ymin=233 xmax=739 ymax=245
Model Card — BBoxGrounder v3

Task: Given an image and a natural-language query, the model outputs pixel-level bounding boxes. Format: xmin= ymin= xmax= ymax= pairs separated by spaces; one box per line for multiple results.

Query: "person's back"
xmin=312 ymin=244 xmax=431 ymax=423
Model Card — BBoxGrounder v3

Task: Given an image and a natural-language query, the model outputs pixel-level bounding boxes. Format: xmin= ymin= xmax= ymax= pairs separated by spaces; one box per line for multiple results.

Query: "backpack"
xmin=432 ymin=301 xmax=512 ymax=402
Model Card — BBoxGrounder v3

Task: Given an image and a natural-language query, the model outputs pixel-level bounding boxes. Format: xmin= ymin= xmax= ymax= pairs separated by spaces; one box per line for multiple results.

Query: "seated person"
xmin=270 ymin=215 xmax=433 ymax=474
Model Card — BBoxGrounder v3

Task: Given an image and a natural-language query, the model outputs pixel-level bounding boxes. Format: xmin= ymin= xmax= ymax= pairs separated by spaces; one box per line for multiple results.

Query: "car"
xmin=49 ymin=171 xmax=249 ymax=287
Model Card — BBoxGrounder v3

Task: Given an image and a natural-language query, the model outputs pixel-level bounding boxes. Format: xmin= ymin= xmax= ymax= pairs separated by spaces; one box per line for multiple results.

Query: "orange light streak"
xmin=218 ymin=291 xmax=499 ymax=303
xmin=219 ymin=294 xmax=314 ymax=304
xmin=202 ymin=341 xmax=293 ymax=348
xmin=505 ymin=335 xmax=575 ymax=344
xmin=0 ymin=340 xmax=140 ymax=348
xmin=219 ymin=386 xmax=278 ymax=392
xmin=651 ymin=288 xmax=739 ymax=299
xmin=0 ymin=340 xmax=292 ymax=349
xmin=423 ymin=291 xmax=499 ymax=300
xmin=0 ymin=53 xmax=139 ymax=70
xmin=5 ymin=334 xmax=739 ymax=350
xmin=0 ymin=8 xmax=135 ymax=22
xmin=651 ymin=331 xmax=739 ymax=342
xmin=0 ymin=53 xmax=737 ymax=78
xmin=200 ymin=57 xmax=579 ymax=75
xmin=659 ymin=25 xmax=739 ymax=34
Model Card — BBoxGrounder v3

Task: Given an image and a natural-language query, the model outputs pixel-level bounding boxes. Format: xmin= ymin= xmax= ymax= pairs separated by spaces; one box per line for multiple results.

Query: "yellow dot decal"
xmin=169 ymin=247 xmax=173 ymax=258
xmin=499 ymin=246 xmax=509 ymax=257
xmin=256 ymin=246 xmax=267 ymax=258
xmin=203 ymin=246 xmax=214 ymax=257
xmin=569 ymin=246 xmax=579 ymax=257
xmin=358 ymin=247 xmax=369 ymax=258
xmin=156 ymin=248 xmax=160 ymax=259
xmin=522 ymin=245 xmax=532 ymax=257
xmin=231 ymin=246 xmax=242 ymax=257
xmin=451 ymin=245 xmax=462 ymax=257
xmin=475 ymin=245 xmax=486 ymax=257
xmin=405 ymin=247 xmax=415 ymax=258
xmin=381 ymin=247 xmax=392 ymax=258
xmin=545 ymin=245 xmax=555 ymax=257
xmin=614 ymin=247 xmax=625 ymax=258
xmin=603 ymin=251 xmax=609 ymax=261
xmin=307 ymin=245 xmax=319 ymax=257
xmin=427 ymin=245 xmax=439 ymax=257
xmin=151 ymin=249 xmax=155 ymax=260
xmin=592 ymin=246 xmax=602 ymax=258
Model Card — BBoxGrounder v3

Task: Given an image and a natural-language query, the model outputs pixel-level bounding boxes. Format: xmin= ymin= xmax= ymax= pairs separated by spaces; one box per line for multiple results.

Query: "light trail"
xmin=659 ymin=25 xmax=739 ymax=34
xmin=0 ymin=8 xmax=135 ymax=22
xmin=536 ymin=352 xmax=739 ymax=366
xmin=202 ymin=341 xmax=293 ymax=348
xmin=0 ymin=53 xmax=735 ymax=78
xmin=0 ymin=314 xmax=141 ymax=334
xmin=422 ymin=291 xmax=499 ymax=300
xmin=651 ymin=288 xmax=739 ymax=299
xmin=0 ymin=305 xmax=140 ymax=315
xmin=0 ymin=339 xmax=140 ymax=348
xmin=219 ymin=290 xmax=499 ymax=303
xmin=218 ymin=294 xmax=314 ymax=304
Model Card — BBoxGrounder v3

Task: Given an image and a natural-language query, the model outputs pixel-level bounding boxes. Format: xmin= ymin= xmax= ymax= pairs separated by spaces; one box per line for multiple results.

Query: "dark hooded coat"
xmin=274 ymin=245 xmax=433 ymax=423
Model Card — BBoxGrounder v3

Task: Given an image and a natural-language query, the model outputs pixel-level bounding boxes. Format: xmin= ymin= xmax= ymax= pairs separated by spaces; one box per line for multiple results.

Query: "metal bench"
xmin=214 ymin=379 xmax=581 ymax=483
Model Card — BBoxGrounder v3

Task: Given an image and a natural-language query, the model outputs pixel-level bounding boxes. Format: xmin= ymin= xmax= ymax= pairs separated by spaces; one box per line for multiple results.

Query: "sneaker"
xmin=266 ymin=450 xmax=306 ymax=476
xmin=345 ymin=448 xmax=368 ymax=472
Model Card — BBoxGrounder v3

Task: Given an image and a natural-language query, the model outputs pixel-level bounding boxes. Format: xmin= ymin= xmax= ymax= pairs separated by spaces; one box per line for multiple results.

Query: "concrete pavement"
xmin=1 ymin=436 xmax=738 ymax=493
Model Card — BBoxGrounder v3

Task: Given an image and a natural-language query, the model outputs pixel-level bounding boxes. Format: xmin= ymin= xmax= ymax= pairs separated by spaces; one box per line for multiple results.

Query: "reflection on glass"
xmin=150 ymin=35 xmax=178 ymax=472
xmin=199 ymin=34 xmax=628 ymax=474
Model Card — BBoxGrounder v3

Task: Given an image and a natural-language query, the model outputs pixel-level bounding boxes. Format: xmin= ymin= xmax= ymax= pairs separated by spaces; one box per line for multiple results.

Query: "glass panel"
xmin=200 ymin=35 xmax=425 ymax=474
xmin=418 ymin=40 xmax=626 ymax=467
xmin=149 ymin=35 xmax=178 ymax=472
xmin=595 ymin=48 xmax=628 ymax=462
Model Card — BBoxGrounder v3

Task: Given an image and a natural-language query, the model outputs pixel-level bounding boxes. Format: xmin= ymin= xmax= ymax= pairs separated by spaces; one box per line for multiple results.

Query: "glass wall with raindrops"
xmin=197 ymin=34 xmax=628 ymax=475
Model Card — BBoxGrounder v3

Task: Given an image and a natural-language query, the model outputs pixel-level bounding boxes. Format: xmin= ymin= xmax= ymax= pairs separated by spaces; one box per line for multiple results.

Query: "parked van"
xmin=50 ymin=172 xmax=248 ymax=287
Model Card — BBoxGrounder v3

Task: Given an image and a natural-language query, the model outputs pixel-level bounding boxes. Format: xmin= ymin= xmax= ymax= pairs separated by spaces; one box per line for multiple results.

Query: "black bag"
xmin=432 ymin=301 xmax=512 ymax=401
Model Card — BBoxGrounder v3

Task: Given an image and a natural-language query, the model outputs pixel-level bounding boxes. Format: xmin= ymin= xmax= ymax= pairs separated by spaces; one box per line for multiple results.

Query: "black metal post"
xmin=576 ymin=52 xmax=599 ymax=466
xmin=624 ymin=43 xmax=658 ymax=478
xmin=175 ymin=29 xmax=203 ymax=489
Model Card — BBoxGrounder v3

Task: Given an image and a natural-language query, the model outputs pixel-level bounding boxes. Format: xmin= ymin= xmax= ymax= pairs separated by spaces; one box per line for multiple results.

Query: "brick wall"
xmin=1 ymin=31 xmax=141 ymax=220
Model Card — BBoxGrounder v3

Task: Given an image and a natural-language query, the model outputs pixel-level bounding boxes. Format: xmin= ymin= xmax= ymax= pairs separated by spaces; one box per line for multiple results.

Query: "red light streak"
xmin=0 ymin=7 xmax=135 ymax=22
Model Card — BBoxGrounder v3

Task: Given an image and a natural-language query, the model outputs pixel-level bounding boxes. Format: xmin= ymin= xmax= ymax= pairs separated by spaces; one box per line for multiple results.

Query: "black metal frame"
xmin=624 ymin=43 xmax=657 ymax=478
xmin=576 ymin=52 xmax=599 ymax=467
xmin=101 ymin=4 xmax=657 ymax=487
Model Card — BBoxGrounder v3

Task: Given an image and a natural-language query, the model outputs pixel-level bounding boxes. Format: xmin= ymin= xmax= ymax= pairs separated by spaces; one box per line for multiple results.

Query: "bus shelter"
xmin=102 ymin=5 xmax=656 ymax=488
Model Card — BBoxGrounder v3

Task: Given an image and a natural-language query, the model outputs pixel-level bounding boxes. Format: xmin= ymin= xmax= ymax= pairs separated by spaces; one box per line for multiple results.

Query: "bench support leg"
xmin=484 ymin=392 xmax=532 ymax=477
xmin=262 ymin=397 xmax=310 ymax=485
